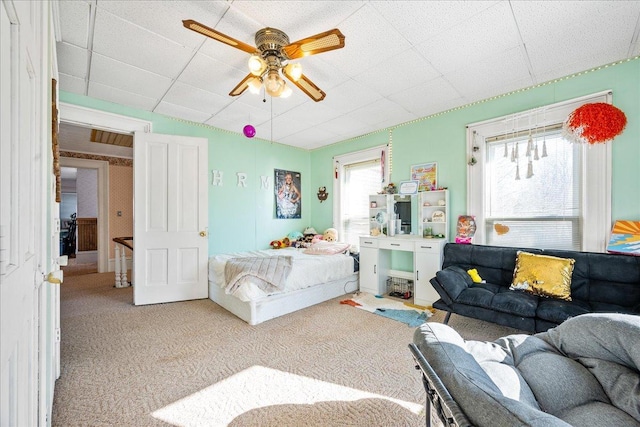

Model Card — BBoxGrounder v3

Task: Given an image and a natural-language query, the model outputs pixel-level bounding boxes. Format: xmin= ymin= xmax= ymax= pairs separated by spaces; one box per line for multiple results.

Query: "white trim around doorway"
xmin=58 ymin=103 xmax=152 ymax=273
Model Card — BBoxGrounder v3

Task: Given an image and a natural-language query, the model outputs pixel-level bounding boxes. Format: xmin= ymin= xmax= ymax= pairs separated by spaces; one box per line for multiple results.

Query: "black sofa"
xmin=430 ymin=243 xmax=640 ymax=333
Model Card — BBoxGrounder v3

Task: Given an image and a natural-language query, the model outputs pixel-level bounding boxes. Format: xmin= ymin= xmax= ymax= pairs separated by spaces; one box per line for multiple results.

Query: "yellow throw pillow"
xmin=467 ymin=268 xmax=483 ymax=283
xmin=510 ymin=251 xmax=575 ymax=301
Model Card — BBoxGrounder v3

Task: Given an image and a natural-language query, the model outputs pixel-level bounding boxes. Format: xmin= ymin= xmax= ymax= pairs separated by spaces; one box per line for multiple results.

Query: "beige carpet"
xmin=52 ymin=272 xmax=528 ymax=427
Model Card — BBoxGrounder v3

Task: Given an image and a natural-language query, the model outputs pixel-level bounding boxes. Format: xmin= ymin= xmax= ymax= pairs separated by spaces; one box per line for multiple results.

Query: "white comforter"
xmin=209 ymin=247 xmax=354 ymax=302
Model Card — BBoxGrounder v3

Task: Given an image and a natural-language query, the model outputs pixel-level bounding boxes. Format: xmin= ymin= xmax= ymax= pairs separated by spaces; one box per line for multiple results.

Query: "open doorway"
xmin=60 ymin=166 xmax=101 ymax=276
xmin=57 ymin=102 xmax=150 ymax=286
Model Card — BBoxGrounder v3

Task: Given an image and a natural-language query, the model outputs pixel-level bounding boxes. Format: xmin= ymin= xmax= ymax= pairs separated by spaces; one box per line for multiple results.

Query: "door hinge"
xmin=55 ymin=328 xmax=61 ymax=343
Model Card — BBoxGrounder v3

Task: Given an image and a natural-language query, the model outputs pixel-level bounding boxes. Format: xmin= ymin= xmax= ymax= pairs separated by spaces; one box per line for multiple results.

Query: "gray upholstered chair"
xmin=410 ymin=313 xmax=640 ymax=427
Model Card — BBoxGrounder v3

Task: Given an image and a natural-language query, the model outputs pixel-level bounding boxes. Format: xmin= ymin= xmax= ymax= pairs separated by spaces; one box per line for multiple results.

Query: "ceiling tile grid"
xmin=55 ymin=0 xmax=640 ymax=150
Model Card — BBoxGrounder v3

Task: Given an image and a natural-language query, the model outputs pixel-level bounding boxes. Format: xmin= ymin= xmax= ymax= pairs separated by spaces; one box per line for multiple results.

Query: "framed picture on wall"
xmin=275 ymin=169 xmax=301 ymax=219
xmin=411 ymin=162 xmax=437 ymax=192
xmin=399 ymin=180 xmax=419 ymax=195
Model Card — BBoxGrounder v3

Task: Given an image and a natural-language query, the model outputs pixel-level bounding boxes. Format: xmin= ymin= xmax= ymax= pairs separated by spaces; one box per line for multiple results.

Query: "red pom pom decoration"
xmin=562 ymin=103 xmax=627 ymax=145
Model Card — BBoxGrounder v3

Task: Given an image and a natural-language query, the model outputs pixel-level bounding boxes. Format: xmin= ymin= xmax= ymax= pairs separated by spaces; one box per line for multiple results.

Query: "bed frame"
xmin=209 ymin=273 xmax=359 ymax=325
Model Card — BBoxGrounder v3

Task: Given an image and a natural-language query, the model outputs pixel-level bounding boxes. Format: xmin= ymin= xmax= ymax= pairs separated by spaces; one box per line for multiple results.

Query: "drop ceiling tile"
xmin=320 ymin=3 xmax=413 ymax=77
xmin=320 ymin=114 xmax=372 ymax=141
xmin=512 ymin=1 xmax=640 ymax=78
xmin=345 ymin=98 xmax=416 ymax=129
xmin=205 ymin=99 xmax=274 ymax=132
xmin=262 ymin=112 xmax=317 ymax=140
xmin=96 ymin=1 xmax=230 ymax=49
xmin=512 ymin=1 xmax=638 ymax=41
xmin=58 ymin=0 xmax=90 ymax=48
xmin=154 ymin=101 xmax=212 ymax=123
xmin=178 ymin=53 xmax=247 ymax=98
xmin=535 ymin=52 xmax=629 ymax=86
xmin=525 ymin=31 xmax=631 ymax=80
xmin=414 ymin=1 xmax=520 ymax=75
xmin=445 ymin=47 xmax=532 ymax=101
xmin=163 ymin=81 xmax=231 ymax=116
xmin=354 ymin=48 xmax=441 ymax=97
xmin=319 ymin=80 xmax=383 ymax=115
xmin=90 ymin=53 xmax=173 ymax=99
xmin=388 ymin=76 xmax=461 ymax=118
xmin=279 ymin=126 xmax=341 ymax=150
xmin=278 ymin=101 xmax=343 ymax=127
xmin=56 ymin=42 xmax=88 ymax=79
xmin=271 ymin=57 xmax=351 ymax=97
xmin=58 ymin=73 xmax=86 ymax=95
xmin=88 ymin=81 xmax=158 ymax=111
xmin=229 ymin=1 xmax=365 ymax=39
xmin=92 ymin=9 xmax=194 ymax=79
xmin=370 ymin=1 xmax=499 ymax=45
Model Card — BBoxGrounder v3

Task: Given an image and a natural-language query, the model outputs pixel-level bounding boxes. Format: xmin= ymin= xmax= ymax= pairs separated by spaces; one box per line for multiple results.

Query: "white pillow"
xmin=303 ymin=241 xmax=350 ymax=255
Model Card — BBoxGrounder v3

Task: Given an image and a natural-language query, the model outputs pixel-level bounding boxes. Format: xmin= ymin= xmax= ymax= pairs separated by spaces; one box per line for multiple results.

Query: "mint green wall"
xmin=311 ymin=58 xmax=640 ymax=234
xmin=59 ymin=92 xmax=310 ymax=255
xmin=60 ymin=58 xmax=639 ymax=257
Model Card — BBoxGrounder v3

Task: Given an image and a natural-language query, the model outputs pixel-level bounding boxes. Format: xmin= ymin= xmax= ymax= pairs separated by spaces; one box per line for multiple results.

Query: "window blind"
xmin=485 ymin=130 xmax=582 ymax=250
xmin=342 ymin=159 xmax=381 ymax=247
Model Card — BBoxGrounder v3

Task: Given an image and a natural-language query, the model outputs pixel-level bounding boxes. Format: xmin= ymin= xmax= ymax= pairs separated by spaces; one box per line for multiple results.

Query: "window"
xmin=468 ymin=91 xmax=612 ymax=252
xmin=333 ymin=146 xmax=388 ymax=248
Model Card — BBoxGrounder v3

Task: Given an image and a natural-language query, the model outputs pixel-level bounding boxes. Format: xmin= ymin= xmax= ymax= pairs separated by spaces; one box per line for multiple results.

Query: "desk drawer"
xmin=415 ymin=241 xmax=442 ymax=253
xmin=379 ymin=239 xmax=414 ymax=252
xmin=359 ymin=238 xmax=378 ymax=248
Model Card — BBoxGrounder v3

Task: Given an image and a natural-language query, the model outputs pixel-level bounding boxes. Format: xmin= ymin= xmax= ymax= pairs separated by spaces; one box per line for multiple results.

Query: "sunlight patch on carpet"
xmin=151 ymin=365 xmax=422 ymax=426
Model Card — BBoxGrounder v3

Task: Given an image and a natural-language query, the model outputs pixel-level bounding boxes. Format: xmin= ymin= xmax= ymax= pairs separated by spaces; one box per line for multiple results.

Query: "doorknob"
xmin=199 ymin=231 xmax=207 ymax=237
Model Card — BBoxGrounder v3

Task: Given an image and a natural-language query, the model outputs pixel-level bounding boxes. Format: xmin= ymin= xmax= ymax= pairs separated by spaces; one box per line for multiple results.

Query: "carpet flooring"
xmin=52 ymin=272 xmax=528 ymax=426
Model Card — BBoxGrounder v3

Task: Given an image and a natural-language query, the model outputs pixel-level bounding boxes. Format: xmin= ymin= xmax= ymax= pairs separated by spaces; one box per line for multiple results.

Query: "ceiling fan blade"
xmin=283 ymin=71 xmax=326 ymax=102
xmin=229 ymin=74 xmax=255 ymax=97
xmin=183 ymin=19 xmax=256 ymax=54
xmin=282 ymin=29 xmax=345 ymax=59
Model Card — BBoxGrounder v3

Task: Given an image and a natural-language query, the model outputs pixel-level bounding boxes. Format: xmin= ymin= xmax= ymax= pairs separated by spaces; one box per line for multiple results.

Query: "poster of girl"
xmin=275 ymin=169 xmax=301 ymax=219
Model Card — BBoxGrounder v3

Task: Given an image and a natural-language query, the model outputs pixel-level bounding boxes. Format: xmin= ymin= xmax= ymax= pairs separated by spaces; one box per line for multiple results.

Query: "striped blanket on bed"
xmin=224 ymin=256 xmax=293 ymax=295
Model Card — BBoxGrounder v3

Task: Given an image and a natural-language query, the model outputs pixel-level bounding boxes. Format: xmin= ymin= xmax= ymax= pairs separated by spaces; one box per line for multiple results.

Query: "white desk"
xmin=359 ymin=235 xmax=446 ymax=307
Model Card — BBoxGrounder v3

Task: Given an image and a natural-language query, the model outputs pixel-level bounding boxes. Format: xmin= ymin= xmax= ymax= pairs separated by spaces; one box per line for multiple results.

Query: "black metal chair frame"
xmin=409 ymin=343 xmax=473 ymax=427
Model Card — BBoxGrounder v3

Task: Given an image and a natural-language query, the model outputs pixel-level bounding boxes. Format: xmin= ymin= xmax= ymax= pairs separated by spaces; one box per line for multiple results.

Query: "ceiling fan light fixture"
xmin=284 ymin=63 xmax=302 ymax=81
xmin=265 ymin=70 xmax=285 ymax=96
xmin=247 ymin=77 xmax=262 ymax=94
xmin=280 ymin=83 xmax=293 ymax=98
xmin=248 ymin=54 xmax=267 ymax=76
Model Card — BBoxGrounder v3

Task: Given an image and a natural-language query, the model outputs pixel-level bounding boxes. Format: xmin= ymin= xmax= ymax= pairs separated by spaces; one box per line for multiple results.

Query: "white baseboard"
xmin=108 ymin=257 xmax=133 ymax=273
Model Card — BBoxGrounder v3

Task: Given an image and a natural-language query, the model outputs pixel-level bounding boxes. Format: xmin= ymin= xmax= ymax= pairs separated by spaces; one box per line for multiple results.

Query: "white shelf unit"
xmin=417 ymin=189 xmax=450 ymax=240
xmin=368 ymin=193 xmax=415 ymax=236
xmin=368 ymin=194 xmax=393 ymax=234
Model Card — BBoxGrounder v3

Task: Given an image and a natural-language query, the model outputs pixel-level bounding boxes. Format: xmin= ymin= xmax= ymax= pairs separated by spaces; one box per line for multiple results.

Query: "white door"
xmin=1 ymin=1 xmax=49 ymax=424
xmin=133 ymin=132 xmax=209 ymax=305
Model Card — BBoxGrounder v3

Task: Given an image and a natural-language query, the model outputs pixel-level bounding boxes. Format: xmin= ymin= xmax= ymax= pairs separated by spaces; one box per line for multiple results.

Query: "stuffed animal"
xmin=269 ymin=237 xmax=291 ymax=249
xmin=288 ymin=231 xmax=304 ymax=241
xmin=323 ymin=228 xmax=338 ymax=242
xmin=311 ymin=234 xmax=323 ymax=244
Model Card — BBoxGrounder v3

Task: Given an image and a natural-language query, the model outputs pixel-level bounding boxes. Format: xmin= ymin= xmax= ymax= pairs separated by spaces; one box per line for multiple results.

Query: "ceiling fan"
xmin=183 ymin=19 xmax=345 ymax=102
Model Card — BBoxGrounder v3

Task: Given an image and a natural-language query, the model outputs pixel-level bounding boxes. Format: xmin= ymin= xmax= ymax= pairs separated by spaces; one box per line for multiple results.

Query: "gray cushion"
xmin=413 ymin=314 xmax=640 ymax=427
xmin=413 ymin=323 xmax=571 ymax=426
xmin=539 ymin=313 xmax=640 ymax=423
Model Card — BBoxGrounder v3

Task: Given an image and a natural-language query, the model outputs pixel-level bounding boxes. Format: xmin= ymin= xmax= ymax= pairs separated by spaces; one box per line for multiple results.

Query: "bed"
xmin=208 ymin=245 xmax=358 ymax=325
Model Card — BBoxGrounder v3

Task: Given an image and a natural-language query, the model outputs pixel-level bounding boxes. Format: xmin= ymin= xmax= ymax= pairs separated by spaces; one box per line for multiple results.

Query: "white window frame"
xmin=333 ymin=145 xmax=389 ymax=242
xmin=467 ymin=91 xmax=612 ymax=252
